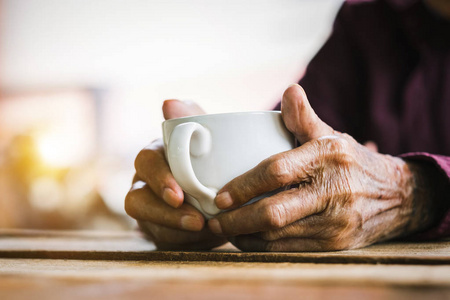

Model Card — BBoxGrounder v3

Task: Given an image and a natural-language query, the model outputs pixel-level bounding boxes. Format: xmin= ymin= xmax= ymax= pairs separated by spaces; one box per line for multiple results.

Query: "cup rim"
xmin=162 ymin=110 xmax=281 ymax=125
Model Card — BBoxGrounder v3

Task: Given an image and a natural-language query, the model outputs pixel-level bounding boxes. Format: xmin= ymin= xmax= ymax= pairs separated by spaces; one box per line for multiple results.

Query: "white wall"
xmin=1 ymin=0 xmax=342 ymax=151
xmin=0 ymin=0 xmax=342 ymax=213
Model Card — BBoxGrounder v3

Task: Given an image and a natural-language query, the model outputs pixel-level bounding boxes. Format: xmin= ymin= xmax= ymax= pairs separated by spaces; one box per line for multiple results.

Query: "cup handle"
xmin=167 ymin=122 xmax=221 ymax=216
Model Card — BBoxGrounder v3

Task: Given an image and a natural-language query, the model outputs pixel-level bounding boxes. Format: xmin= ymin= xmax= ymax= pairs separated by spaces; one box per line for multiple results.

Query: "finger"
xmin=134 ymin=100 xmax=206 ymax=207
xmin=162 ymin=99 xmax=206 ymax=120
xmin=228 ymin=234 xmax=268 ymax=252
xmin=257 ymin=215 xmax=326 ymax=241
xmin=134 ymin=139 xmax=184 ymax=208
xmin=257 ymin=212 xmax=351 ymax=241
xmin=209 ymin=186 xmax=326 ymax=236
xmin=125 ymin=181 xmax=204 ymax=231
xmin=214 ymin=143 xmax=318 ymax=210
xmin=281 ymin=84 xmax=335 ymax=144
xmin=231 ymin=235 xmax=344 ymax=252
xmin=138 ymin=221 xmax=227 ymax=250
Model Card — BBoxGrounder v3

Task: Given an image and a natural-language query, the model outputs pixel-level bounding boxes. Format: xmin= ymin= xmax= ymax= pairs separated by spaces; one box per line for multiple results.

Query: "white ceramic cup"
xmin=162 ymin=111 xmax=295 ymax=219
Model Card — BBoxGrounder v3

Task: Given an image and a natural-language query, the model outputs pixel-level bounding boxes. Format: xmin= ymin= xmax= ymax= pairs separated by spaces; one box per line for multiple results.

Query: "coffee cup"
xmin=162 ymin=111 xmax=295 ymax=219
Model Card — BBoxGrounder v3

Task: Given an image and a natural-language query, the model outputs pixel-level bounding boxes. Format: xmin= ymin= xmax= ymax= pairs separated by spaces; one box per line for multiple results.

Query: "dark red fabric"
xmin=275 ymin=0 xmax=450 ymax=239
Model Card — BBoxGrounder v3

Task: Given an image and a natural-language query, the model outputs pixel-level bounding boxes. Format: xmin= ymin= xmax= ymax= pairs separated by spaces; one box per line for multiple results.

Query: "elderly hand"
xmin=125 ymin=100 xmax=227 ymax=250
xmin=207 ymin=84 xmax=440 ymax=252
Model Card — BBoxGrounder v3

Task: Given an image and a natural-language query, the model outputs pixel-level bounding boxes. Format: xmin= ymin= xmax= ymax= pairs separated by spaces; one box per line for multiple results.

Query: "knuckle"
xmin=348 ymin=213 xmax=362 ymax=228
xmin=328 ymin=137 xmax=350 ymax=154
xmin=323 ymin=223 xmax=358 ymax=251
xmin=320 ymin=138 xmax=356 ymax=167
xmin=324 ymin=237 xmax=351 ymax=251
xmin=260 ymin=231 xmax=279 ymax=241
xmin=135 ymin=143 xmax=165 ymax=171
xmin=263 ymin=155 xmax=292 ymax=185
xmin=337 ymin=211 xmax=362 ymax=232
xmin=135 ymin=148 xmax=169 ymax=184
xmin=260 ymin=204 xmax=287 ymax=229
xmin=134 ymin=149 xmax=151 ymax=172
xmin=124 ymin=185 xmax=147 ymax=218
xmin=261 ymin=223 xmax=294 ymax=241
xmin=316 ymin=136 xmax=349 ymax=154
xmin=124 ymin=190 xmax=138 ymax=217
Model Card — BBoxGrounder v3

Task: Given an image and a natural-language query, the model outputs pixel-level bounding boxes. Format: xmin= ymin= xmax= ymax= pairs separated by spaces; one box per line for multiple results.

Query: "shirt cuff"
xmin=399 ymin=152 xmax=450 ymax=241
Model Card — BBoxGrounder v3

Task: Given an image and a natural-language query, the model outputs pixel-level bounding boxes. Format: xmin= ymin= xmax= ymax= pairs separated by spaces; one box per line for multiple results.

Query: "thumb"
xmin=281 ymin=84 xmax=334 ymax=144
xmin=162 ymin=99 xmax=206 ymax=120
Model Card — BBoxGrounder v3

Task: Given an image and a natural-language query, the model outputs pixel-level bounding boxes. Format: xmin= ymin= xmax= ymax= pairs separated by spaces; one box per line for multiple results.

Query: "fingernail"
xmin=181 ymin=215 xmax=203 ymax=231
xmin=215 ymin=191 xmax=233 ymax=209
xmin=163 ymin=188 xmax=180 ymax=208
xmin=208 ymin=218 xmax=223 ymax=235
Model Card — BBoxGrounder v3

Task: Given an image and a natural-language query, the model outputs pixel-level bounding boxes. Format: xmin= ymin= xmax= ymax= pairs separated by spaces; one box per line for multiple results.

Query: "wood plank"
xmin=4 ymin=259 xmax=450 ymax=286
xmin=2 ymin=276 xmax=448 ymax=300
xmin=1 ymin=229 xmax=450 ymax=264
xmin=2 ymin=259 xmax=450 ymax=300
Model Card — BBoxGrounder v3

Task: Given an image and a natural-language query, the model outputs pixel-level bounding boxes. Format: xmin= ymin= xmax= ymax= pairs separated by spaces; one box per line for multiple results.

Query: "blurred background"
xmin=0 ymin=0 xmax=342 ymax=230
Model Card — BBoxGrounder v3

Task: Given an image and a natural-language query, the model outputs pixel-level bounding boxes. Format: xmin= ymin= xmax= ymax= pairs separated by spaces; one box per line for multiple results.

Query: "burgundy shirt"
xmin=276 ymin=0 xmax=450 ymax=239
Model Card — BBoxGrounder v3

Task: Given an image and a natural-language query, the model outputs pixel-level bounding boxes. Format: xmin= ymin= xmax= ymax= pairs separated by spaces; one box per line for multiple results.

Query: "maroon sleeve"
xmin=400 ymin=153 xmax=450 ymax=240
xmin=275 ymin=2 xmax=450 ymax=240
xmin=274 ymin=2 xmax=369 ymax=142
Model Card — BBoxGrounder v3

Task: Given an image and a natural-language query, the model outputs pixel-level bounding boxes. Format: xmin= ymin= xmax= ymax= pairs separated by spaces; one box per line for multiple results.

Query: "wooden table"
xmin=1 ymin=229 xmax=450 ymax=299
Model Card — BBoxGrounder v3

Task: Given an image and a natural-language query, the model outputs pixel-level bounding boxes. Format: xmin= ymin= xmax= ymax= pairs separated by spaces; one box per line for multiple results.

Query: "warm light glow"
xmin=0 ymin=91 xmax=96 ymax=169
xmin=36 ymin=131 xmax=75 ymax=168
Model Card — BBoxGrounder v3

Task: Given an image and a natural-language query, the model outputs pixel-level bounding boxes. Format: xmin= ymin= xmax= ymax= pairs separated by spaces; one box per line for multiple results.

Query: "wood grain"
xmin=2 ymin=259 xmax=450 ymax=300
xmin=1 ymin=229 xmax=450 ymax=264
xmin=2 ymin=229 xmax=450 ymax=300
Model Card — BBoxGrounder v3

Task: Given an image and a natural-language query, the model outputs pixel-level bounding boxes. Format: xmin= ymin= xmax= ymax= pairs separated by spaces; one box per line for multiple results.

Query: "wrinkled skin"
xmin=126 ymin=85 xmax=441 ymax=251
xmin=209 ymin=135 xmax=418 ymax=251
